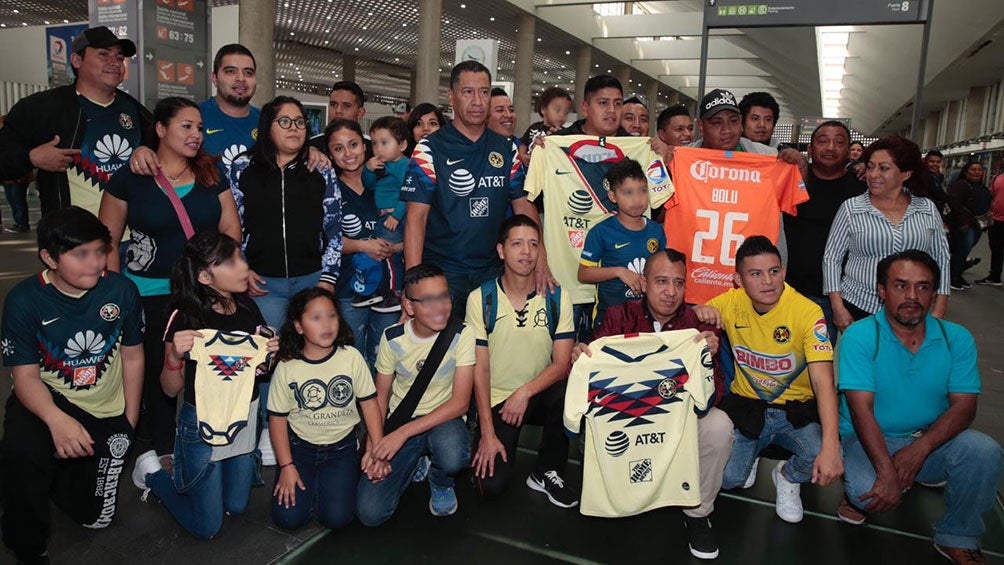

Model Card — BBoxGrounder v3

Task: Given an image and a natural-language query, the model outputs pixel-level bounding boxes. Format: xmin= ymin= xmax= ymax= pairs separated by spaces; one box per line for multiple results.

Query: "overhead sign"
xmin=141 ymin=0 xmax=209 ymax=108
xmin=88 ymin=0 xmax=140 ymax=94
xmin=800 ymin=116 xmax=852 ymax=130
xmin=46 ymin=24 xmax=88 ymax=88
xmin=704 ymin=0 xmax=928 ymax=27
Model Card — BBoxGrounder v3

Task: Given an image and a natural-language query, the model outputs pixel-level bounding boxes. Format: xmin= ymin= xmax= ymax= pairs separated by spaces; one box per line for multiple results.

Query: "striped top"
xmin=822 ymin=191 xmax=950 ymax=313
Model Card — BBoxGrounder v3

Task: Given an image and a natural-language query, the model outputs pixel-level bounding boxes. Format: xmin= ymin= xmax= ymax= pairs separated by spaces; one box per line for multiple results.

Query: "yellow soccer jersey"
xmin=268 ymin=346 xmax=376 ymax=445
xmin=465 ymin=280 xmax=575 ymax=407
xmin=188 ymin=330 xmax=272 ymax=446
xmin=524 ymin=135 xmax=674 ymax=304
xmin=564 ymin=330 xmax=715 ymax=518
xmin=375 ymin=321 xmax=476 ymax=417
xmin=708 ymin=284 xmax=833 ymax=404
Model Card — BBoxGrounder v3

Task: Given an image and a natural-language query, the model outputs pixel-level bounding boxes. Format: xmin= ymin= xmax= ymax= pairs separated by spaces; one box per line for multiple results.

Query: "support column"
xmin=646 ymin=80 xmax=658 ymax=136
xmin=415 ymin=0 xmax=443 ymax=105
xmin=240 ymin=0 xmax=275 ymax=106
xmin=514 ymin=13 xmax=536 ymax=133
xmin=574 ymin=45 xmax=592 ymax=109
xmin=963 ymin=86 xmax=987 ymax=139
xmin=616 ymin=65 xmax=631 ymax=90
xmin=923 ymin=112 xmax=940 ymax=149
xmin=409 ymin=70 xmax=417 ymax=106
xmin=342 ymin=55 xmax=356 ymax=84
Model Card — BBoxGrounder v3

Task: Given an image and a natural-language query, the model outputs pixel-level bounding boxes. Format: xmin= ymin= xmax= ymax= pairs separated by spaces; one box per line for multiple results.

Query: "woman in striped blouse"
xmin=823 ymin=136 xmax=950 ymax=333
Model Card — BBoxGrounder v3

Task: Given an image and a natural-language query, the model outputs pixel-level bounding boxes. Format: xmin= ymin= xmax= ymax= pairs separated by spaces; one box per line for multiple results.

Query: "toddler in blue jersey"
xmin=577 ymin=158 xmax=666 ymax=328
xmin=268 ymin=288 xmax=389 ymax=531
xmin=354 ymin=116 xmax=409 ymax=312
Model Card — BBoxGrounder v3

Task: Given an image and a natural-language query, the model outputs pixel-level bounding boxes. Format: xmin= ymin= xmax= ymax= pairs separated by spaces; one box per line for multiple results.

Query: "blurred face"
xmin=878 ymin=260 xmax=935 ymax=327
xmin=609 ymin=177 xmax=650 ymax=218
xmin=743 ymin=105 xmax=775 ymax=144
xmin=328 ymin=89 xmax=365 ymax=122
xmin=541 ymin=97 xmax=571 ymax=128
xmin=621 ymin=102 xmax=649 ymax=136
xmin=735 ymin=253 xmax=786 ymax=312
xmin=448 ymin=71 xmax=491 ymax=131
xmin=808 ymin=125 xmax=849 ymax=172
xmin=199 ymin=248 xmax=250 ymax=295
xmin=370 ymin=127 xmax=406 ymax=162
xmin=965 ymin=163 xmax=985 ymax=183
xmin=42 ymin=240 xmax=109 ymax=293
xmin=849 ymin=143 xmax=863 ymax=161
xmin=698 ymin=110 xmax=741 ymax=150
xmin=213 ymin=53 xmax=256 ymax=108
xmin=641 ymin=254 xmax=687 ymax=320
xmin=270 ymin=103 xmax=307 ymax=157
xmin=412 ymin=111 xmax=441 ymax=141
xmin=658 ymin=115 xmax=694 ymax=147
xmin=72 ymin=45 xmax=126 ymax=93
xmin=866 ymin=149 xmax=912 ymax=194
xmin=581 ymin=87 xmax=623 ymax=136
xmin=488 ymin=95 xmax=516 ymax=138
xmin=327 ymin=127 xmax=366 ymax=172
xmin=925 ymin=154 xmax=942 ymax=175
xmin=294 ymin=296 xmax=340 ymax=350
xmin=156 ymin=106 xmax=203 ymax=159
xmin=497 ymin=225 xmax=540 ymax=277
xmin=403 ymin=276 xmax=452 ymax=333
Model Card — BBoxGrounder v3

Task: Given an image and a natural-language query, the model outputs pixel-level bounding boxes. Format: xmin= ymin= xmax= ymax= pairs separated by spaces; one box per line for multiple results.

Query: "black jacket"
xmin=0 ymin=83 xmax=153 ymax=215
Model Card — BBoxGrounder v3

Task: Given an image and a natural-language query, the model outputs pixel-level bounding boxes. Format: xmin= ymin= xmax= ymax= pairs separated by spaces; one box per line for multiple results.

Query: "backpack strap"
xmin=481 ymin=279 xmax=498 ymax=336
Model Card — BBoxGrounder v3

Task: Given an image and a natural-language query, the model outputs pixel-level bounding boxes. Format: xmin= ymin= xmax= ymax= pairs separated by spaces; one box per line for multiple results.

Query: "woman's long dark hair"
xmin=248 ymin=95 xmax=310 ymax=168
xmin=406 ymin=102 xmax=448 ymax=154
xmin=167 ymin=232 xmax=247 ymax=330
xmin=277 ymin=287 xmax=354 ymax=362
xmin=150 ymin=96 xmax=220 ymax=187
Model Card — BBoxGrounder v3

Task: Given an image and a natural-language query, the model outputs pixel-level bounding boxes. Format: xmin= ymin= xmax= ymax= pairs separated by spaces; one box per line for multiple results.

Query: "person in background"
xmin=406 ymin=103 xmax=447 ymax=157
xmin=521 ymin=86 xmax=572 ymax=157
xmin=945 ymin=161 xmax=991 ymax=290
xmin=848 ymin=141 xmax=864 ymax=163
xmin=656 ymin=104 xmax=695 ymax=147
xmin=621 ymin=96 xmax=650 ymax=137
xmin=0 ymin=114 xmax=32 ymax=233
xmin=738 ymin=91 xmax=785 ymax=149
xmin=975 ymin=170 xmax=1004 ymax=287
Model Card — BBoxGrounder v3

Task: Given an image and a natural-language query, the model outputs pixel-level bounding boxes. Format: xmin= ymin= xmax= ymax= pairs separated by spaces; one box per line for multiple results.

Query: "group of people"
xmin=0 ymin=25 xmax=1001 ymax=565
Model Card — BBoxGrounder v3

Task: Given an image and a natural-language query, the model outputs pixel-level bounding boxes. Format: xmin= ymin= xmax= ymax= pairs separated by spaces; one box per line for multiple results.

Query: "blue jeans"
xmin=842 ymin=430 xmax=1003 ymax=550
xmin=252 ymin=270 xmax=323 ymax=329
xmin=146 ymin=403 xmax=256 ymax=539
xmin=3 ymin=182 xmax=29 ymax=229
xmin=372 ymin=215 xmax=404 ymax=292
xmin=949 ymin=224 xmax=981 ymax=281
xmin=338 ymin=297 xmax=397 ymax=370
xmin=722 ymin=408 xmax=821 ymax=488
xmin=356 ymin=417 xmax=470 ymax=526
xmin=372 ymin=211 xmax=403 ymax=244
xmin=271 ymin=430 xmax=360 ymax=531
xmin=806 ymin=294 xmax=837 ymax=347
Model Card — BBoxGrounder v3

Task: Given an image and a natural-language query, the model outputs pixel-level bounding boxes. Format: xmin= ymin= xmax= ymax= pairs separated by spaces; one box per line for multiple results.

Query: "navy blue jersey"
xmin=336 ymin=185 xmax=381 ymax=299
xmin=199 ymin=98 xmax=260 ymax=178
xmin=400 ymin=124 xmax=526 ymax=272
xmin=1 ymin=271 xmax=144 ymax=418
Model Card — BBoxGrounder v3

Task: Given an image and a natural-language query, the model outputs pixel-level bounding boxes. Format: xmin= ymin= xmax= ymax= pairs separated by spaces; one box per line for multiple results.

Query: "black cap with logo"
xmin=70 ymin=26 xmax=137 ymax=58
xmin=699 ymin=88 xmax=740 ymax=120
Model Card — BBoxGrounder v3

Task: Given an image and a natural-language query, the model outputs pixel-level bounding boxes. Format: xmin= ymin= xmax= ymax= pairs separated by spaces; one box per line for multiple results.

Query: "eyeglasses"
xmin=405 ymin=292 xmax=452 ymax=307
xmin=274 ymin=116 xmax=307 ymax=130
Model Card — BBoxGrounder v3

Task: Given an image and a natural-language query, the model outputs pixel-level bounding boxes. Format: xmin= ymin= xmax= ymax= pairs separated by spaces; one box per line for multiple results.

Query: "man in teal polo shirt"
xmin=837 ymin=249 xmax=1002 ymax=565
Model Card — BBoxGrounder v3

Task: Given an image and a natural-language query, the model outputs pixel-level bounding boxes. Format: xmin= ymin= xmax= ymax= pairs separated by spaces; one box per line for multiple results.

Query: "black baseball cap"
xmin=699 ymin=88 xmax=740 ymax=120
xmin=71 ymin=26 xmax=136 ymax=58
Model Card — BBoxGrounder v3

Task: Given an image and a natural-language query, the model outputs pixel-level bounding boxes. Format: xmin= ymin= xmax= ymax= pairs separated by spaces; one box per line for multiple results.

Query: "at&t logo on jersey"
xmin=605 ymin=430 xmax=629 ymax=457
xmin=449 ymin=168 xmax=476 ymax=196
xmin=689 ymin=160 xmax=761 ymax=184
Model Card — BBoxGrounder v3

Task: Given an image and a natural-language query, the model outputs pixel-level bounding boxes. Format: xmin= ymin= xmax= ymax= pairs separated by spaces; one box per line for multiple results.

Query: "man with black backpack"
xmin=466 ymin=215 xmax=577 ymax=508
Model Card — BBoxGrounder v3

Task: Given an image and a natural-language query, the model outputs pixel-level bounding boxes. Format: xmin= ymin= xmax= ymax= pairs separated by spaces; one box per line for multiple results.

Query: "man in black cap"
xmin=0 ymin=26 xmax=152 ymax=220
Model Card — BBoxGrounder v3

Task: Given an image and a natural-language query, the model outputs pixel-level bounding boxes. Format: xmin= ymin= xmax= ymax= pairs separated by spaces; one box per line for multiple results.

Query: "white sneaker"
xmin=771 ymin=461 xmax=803 ymax=523
xmin=742 ymin=458 xmax=759 ymax=489
xmin=258 ymin=432 xmax=277 ymax=466
xmin=132 ymin=450 xmax=162 ymax=490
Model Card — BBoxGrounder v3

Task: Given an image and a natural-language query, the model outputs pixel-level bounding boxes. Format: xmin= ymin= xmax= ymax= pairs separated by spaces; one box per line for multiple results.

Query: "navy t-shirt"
xmin=400 ymin=124 xmax=526 ymax=272
xmin=335 ymin=184 xmax=380 ymax=300
xmin=198 ymin=98 xmax=260 ymax=178
xmin=105 ymin=168 xmax=227 ymax=295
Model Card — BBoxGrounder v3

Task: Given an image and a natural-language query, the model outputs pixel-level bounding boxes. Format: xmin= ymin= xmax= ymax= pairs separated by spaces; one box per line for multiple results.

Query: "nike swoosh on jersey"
xmin=206 ymin=129 xmax=224 ymax=135
xmin=614 ymin=242 xmax=630 ymax=249
xmin=446 ymin=158 xmax=464 ymax=165
xmin=42 ymin=317 xmax=60 ymax=326
xmin=555 ymin=169 xmax=572 ymax=175
xmin=733 ymin=324 xmax=750 ymax=329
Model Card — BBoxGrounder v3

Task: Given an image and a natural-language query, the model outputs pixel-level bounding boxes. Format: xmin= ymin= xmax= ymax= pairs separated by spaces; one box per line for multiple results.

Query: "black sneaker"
xmin=526 ymin=470 xmax=578 ymax=508
xmin=351 ymin=292 xmax=383 ymax=308
xmin=975 ymin=276 xmax=1002 ymax=287
xmin=371 ymin=292 xmax=402 ymax=313
xmin=683 ymin=515 xmax=720 ymax=559
xmin=964 ymin=257 xmax=981 ymax=272
xmin=950 ymin=279 xmax=969 ymax=291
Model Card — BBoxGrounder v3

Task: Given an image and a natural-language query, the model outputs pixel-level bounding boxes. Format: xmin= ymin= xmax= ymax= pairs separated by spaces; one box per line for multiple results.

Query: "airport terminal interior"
xmin=0 ymin=1 xmax=1003 ymax=563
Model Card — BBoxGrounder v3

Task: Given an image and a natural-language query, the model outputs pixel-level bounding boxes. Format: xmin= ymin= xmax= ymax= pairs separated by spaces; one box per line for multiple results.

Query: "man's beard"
xmin=222 ymin=92 xmax=251 ymax=107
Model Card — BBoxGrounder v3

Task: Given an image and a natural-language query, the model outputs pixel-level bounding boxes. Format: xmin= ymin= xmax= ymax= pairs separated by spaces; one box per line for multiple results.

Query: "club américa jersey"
xmin=564 ymin=330 xmax=715 ymax=518
xmin=666 ymin=147 xmax=807 ymax=304
xmin=70 ymin=94 xmax=144 ymax=217
xmin=1 ymin=270 xmax=143 ymax=418
xmin=524 ymin=135 xmax=674 ymax=304
xmin=400 ymin=123 xmax=526 ymax=273
xmin=187 ymin=330 xmax=272 ymax=445
xmin=708 ymin=285 xmax=832 ymax=404
xmin=199 ymin=97 xmax=260 ymax=178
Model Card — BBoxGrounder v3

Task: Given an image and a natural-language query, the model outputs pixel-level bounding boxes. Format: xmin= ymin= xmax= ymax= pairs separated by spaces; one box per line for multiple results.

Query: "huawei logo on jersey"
xmin=689 ymin=160 xmax=761 ymax=184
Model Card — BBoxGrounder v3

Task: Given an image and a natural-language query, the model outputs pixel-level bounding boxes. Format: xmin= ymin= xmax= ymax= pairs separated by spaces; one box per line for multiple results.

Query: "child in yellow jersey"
xmin=268 ymin=288 xmax=389 ymax=531
xmin=695 ymin=236 xmax=842 ymax=525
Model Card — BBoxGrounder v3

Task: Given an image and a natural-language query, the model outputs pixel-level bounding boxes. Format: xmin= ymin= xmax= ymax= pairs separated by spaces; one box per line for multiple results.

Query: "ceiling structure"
xmin=0 ymin=0 xmax=1002 ymax=136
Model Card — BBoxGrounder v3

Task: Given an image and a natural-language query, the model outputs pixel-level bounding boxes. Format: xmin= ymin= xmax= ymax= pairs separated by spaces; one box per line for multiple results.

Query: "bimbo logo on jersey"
xmin=689 ymin=160 xmax=761 ymax=184
xmin=734 ymin=346 xmax=795 ymax=377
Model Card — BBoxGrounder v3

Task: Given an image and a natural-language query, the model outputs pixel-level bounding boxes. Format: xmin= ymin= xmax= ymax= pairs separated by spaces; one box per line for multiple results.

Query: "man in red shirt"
xmin=976 ymin=172 xmax=1004 ymax=286
xmin=571 ymin=248 xmax=732 ymax=560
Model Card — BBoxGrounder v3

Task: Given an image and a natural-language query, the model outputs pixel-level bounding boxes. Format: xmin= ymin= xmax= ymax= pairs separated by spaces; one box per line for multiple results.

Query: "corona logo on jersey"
xmin=689 ymin=159 xmax=762 ymax=184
